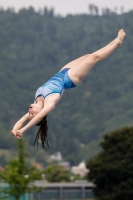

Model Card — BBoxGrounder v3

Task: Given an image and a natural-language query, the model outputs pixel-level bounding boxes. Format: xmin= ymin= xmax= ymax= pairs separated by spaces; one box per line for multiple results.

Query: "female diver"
xmin=11 ymin=29 xmax=126 ymax=149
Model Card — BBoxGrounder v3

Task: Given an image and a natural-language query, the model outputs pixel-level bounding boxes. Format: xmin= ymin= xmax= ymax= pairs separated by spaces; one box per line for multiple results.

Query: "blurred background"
xmin=0 ymin=1 xmax=133 ymax=199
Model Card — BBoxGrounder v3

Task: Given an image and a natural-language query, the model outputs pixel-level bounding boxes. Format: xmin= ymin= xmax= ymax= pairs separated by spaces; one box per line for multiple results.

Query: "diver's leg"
xmin=60 ymin=39 xmax=117 ymax=71
xmin=68 ymin=29 xmax=126 ymax=84
xmin=60 ymin=55 xmax=86 ymax=71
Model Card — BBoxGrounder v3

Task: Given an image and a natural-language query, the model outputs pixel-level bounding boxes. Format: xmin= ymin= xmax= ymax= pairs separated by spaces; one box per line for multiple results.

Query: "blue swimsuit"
xmin=35 ymin=68 xmax=76 ymax=100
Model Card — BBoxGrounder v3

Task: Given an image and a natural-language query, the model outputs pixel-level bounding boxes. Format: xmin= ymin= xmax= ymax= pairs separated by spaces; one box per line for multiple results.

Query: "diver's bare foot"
xmin=116 ymin=29 xmax=126 ymax=48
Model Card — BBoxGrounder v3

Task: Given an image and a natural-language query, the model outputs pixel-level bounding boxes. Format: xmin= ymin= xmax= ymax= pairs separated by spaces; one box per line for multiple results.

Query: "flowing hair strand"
xmin=34 ymin=116 xmax=49 ymax=150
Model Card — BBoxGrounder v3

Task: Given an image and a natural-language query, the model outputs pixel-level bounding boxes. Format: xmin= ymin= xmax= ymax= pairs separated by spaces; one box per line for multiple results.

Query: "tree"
xmin=0 ymin=139 xmax=44 ymax=200
xmin=86 ymin=127 xmax=133 ymax=200
xmin=88 ymin=4 xmax=99 ymax=16
xmin=120 ymin=6 xmax=124 ymax=14
xmin=44 ymin=164 xmax=71 ymax=182
xmin=102 ymin=7 xmax=111 ymax=16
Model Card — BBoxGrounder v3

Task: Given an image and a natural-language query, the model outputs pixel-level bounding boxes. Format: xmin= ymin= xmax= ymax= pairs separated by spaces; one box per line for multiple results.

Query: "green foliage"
xmin=0 ymin=8 xmax=133 ymax=164
xmin=0 ymin=139 xmax=44 ymax=200
xmin=44 ymin=164 xmax=71 ymax=182
xmin=86 ymin=127 xmax=133 ymax=200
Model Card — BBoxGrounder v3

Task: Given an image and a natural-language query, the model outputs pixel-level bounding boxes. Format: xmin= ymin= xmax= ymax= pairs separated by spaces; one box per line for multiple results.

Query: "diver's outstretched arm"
xmin=12 ymin=102 xmax=56 ymax=138
xmin=11 ymin=113 xmax=29 ymax=135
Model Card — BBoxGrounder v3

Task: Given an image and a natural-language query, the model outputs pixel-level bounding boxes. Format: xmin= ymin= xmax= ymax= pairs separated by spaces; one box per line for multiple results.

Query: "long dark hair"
xmin=34 ymin=116 xmax=49 ymax=150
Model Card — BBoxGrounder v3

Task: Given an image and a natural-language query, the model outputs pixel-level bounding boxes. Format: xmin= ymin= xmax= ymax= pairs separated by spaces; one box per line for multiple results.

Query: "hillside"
xmin=0 ymin=8 xmax=133 ymax=165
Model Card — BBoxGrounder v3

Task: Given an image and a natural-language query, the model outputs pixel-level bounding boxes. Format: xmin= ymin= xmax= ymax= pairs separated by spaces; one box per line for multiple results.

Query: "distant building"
xmin=50 ymin=152 xmax=62 ymax=161
xmin=33 ymin=180 xmax=95 ymax=199
xmin=71 ymin=161 xmax=89 ymax=177
xmin=33 ymin=162 xmax=43 ymax=170
xmin=59 ymin=161 xmax=71 ymax=170
xmin=0 ymin=166 xmax=5 ymax=171
xmin=0 ymin=181 xmax=95 ymax=200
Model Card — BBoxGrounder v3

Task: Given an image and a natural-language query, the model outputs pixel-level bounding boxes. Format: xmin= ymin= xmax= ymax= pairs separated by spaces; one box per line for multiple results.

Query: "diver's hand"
xmin=11 ymin=129 xmax=23 ymax=138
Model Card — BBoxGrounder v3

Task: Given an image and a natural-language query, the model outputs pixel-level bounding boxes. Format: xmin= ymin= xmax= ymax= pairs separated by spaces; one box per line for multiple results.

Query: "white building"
xmin=71 ymin=161 xmax=89 ymax=177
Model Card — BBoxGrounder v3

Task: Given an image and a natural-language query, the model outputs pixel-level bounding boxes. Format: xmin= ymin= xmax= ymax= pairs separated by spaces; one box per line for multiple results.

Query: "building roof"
xmin=34 ymin=180 xmax=95 ymax=188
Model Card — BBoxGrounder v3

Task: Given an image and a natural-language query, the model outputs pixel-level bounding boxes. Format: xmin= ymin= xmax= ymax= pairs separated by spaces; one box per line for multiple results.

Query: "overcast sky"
xmin=0 ymin=0 xmax=133 ymax=16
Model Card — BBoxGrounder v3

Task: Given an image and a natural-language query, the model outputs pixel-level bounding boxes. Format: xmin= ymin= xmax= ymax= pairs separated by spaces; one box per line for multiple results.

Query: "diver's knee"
xmin=89 ymin=53 xmax=100 ymax=62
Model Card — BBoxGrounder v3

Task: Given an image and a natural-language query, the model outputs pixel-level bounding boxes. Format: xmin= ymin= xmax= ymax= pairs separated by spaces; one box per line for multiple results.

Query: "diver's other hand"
xmin=15 ymin=129 xmax=23 ymax=138
xmin=11 ymin=129 xmax=23 ymax=138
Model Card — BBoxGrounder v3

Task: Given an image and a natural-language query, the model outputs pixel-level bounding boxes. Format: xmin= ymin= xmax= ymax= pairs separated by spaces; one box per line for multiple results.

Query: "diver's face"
xmin=29 ymin=104 xmax=41 ymax=120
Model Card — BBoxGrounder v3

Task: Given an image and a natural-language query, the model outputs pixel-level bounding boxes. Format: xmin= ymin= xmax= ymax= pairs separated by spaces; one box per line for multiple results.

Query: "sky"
xmin=0 ymin=0 xmax=133 ymax=16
